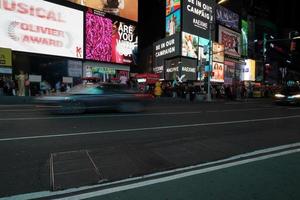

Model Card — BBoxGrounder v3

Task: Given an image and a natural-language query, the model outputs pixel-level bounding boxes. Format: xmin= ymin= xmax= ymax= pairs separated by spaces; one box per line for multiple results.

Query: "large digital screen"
xmin=0 ymin=0 xmax=84 ymax=59
xmin=181 ymin=58 xmax=197 ymax=81
xmin=67 ymin=0 xmax=138 ymax=22
xmin=153 ymin=33 xmax=180 ymax=68
xmin=218 ymin=25 xmax=241 ymax=58
xmin=166 ymin=9 xmax=181 ymax=37
xmin=216 ymin=5 xmax=239 ymax=31
xmin=182 ymin=32 xmax=198 ymax=59
xmin=166 ymin=0 xmax=181 ymax=16
xmin=85 ymin=11 xmax=138 ymax=65
xmin=182 ymin=0 xmax=215 ymax=39
xmin=198 ymin=37 xmax=210 ymax=67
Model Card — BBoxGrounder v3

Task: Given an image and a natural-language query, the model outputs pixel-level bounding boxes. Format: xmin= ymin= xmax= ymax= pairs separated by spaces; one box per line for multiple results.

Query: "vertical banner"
xmin=241 ymin=20 xmax=249 ymax=57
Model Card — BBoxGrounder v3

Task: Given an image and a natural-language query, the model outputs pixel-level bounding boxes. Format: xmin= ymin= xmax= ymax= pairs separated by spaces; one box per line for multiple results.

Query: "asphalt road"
xmin=0 ymin=99 xmax=300 ymax=198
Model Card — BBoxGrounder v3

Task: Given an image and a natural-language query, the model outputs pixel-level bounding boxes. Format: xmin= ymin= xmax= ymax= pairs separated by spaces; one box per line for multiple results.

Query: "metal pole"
xmin=207 ymin=11 xmax=213 ymax=102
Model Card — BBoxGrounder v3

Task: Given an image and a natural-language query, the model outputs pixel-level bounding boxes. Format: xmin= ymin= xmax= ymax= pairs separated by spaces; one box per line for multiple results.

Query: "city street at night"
xmin=1 ymin=99 xmax=300 ymax=199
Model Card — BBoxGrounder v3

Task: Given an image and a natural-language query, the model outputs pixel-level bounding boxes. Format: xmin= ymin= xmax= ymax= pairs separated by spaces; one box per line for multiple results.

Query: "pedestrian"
xmin=15 ymin=70 xmax=27 ymax=96
xmin=154 ymin=81 xmax=162 ymax=98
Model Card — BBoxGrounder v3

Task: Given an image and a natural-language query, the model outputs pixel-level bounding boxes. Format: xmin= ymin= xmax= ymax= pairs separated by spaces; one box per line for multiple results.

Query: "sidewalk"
xmin=0 ymin=96 xmax=34 ymax=105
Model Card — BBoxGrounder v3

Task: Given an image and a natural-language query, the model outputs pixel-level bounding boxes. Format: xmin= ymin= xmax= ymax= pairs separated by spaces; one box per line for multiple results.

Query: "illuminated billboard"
xmin=216 ymin=5 xmax=239 ymax=31
xmin=67 ymin=0 xmax=138 ymax=21
xmin=153 ymin=33 xmax=180 ymax=68
xmin=182 ymin=32 xmax=198 ymax=59
xmin=198 ymin=37 xmax=210 ymax=67
xmin=219 ymin=25 xmax=241 ymax=58
xmin=211 ymin=62 xmax=224 ymax=83
xmin=212 ymin=42 xmax=224 ymax=63
xmin=241 ymin=20 xmax=249 ymax=57
xmin=182 ymin=0 xmax=215 ymax=39
xmin=166 ymin=0 xmax=181 ymax=16
xmin=85 ymin=11 xmax=138 ymax=65
xmin=0 ymin=0 xmax=84 ymax=59
xmin=241 ymin=59 xmax=255 ymax=81
xmin=166 ymin=10 xmax=181 ymax=37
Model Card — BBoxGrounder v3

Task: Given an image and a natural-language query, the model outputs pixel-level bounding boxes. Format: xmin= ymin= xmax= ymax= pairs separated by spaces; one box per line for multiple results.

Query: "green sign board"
xmin=0 ymin=47 xmax=12 ymax=67
xmin=241 ymin=20 xmax=249 ymax=57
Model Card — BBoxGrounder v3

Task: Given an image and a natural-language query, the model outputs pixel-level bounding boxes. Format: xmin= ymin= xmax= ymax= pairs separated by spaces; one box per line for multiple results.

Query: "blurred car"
xmin=35 ymin=82 xmax=154 ymax=114
xmin=273 ymin=85 xmax=300 ymax=105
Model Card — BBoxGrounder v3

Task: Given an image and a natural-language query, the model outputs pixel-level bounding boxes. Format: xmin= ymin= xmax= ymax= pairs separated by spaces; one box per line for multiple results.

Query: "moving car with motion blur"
xmin=35 ymin=82 xmax=154 ymax=114
xmin=273 ymin=85 xmax=300 ymax=105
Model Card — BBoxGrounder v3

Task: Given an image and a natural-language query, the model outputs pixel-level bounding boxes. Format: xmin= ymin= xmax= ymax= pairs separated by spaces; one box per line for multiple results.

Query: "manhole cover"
xmin=50 ymin=150 xmax=102 ymax=191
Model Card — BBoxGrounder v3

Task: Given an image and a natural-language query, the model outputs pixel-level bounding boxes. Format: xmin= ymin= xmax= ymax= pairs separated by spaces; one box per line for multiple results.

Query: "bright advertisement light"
xmin=211 ymin=62 xmax=224 ymax=83
xmin=85 ymin=12 xmax=138 ymax=65
xmin=241 ymin=59 xmax=256 ymax=81
xmin=67 ymin=0 xmax=138 ymax=22
xmin=165 ymin=9 xmax=181 ymax=37
xmin=182 ymin=32 xmax=198 ymax=59
xmin=166 ymin=0 xmax=181 ymax=16
xmin=0 ymin=0 xmax=84 ymax=58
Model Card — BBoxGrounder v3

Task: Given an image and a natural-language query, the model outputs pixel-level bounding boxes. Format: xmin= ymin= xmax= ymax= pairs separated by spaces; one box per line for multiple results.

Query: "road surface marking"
xmin=0 ymin=107 xmax=280 ymax=121
xmin=3 ymin=143 xmax=300 ymax=200
xmin=56 ymin=149 xmax=300 ymax=200
xmin=0 ymin=115 xmax=300 ymax=142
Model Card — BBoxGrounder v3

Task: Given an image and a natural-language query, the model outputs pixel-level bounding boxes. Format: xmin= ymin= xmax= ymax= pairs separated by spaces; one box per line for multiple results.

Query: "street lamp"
xmin=206 ymin=0 xmax=228 ymax=102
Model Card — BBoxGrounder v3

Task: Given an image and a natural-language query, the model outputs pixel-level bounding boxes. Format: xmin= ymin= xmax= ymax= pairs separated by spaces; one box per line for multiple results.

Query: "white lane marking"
xmin=0 ymin=107 xmax=280 ymax=121
xmin=3 ymin=142 xmax=300 ymax=200
xmin=57 ymin=149 xmax=300 ymax=200
xmin=0 ymin=115 xmax=299 ymax=142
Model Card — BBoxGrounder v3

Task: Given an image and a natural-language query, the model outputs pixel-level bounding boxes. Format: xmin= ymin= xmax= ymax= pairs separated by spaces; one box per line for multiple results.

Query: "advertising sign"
xmin=63 ymin=77 xmax=73 ymax=84
xmin=211 ymin=62 xmax=224 ymax=83
xmin=182 ymin=32 xmax=198 ymax=59
xmin=182 ymin=0 xmax=215 ymax=39
xmin=181 ymin=57 xmax=197 ymax=81
xmin=219 ymin=25 xmax=241 ymax=58
xmin=166 ymin=0 xmax=181 ymax=16
xmin=0 ymin=47 xmax=12 ymax=67
xmin=165 ymin=57 xmax=180 ymax=81
xmin=241 ymin=59 xmax=255 ymax=81
xmin=29 ymin=75 xmax=42 ymax=82
xmin=0 ymin=0 xmax=84 ymax=59
xmin=153 ymin=33 xmax=180 ymax=67
xmin=68 ymin=60 xmax=82 ymax=77
xmin=224 ymin=60 xmax=235 ymax=85
xmin=216 ymin=5 xmax=239 ymax=31
xmin=166 ymin=10 xmax=181 ymax=37
xmin=67 ymin=0 xmax=138 ymax=22
xmin=241 ymin=20 xmax=249 ymax=57
xmin=212 ymin=42 xmax=224 ymax=63
xmin=198 ymin=37 xmax=210 ymax=67
xmin=85 ymin=11 xmax=138 ymax=65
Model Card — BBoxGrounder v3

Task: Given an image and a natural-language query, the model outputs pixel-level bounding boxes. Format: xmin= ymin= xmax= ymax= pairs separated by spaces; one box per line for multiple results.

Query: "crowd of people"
xmin=138 ymin=81 xmax=278 ymax=101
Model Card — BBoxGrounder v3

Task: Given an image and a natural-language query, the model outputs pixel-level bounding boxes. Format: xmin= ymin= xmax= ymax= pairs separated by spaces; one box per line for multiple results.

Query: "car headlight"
xmin=275 ymin=94 xmax=285 ymax=98
xmin=292 ymin=94 xmax=300 ymax=98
